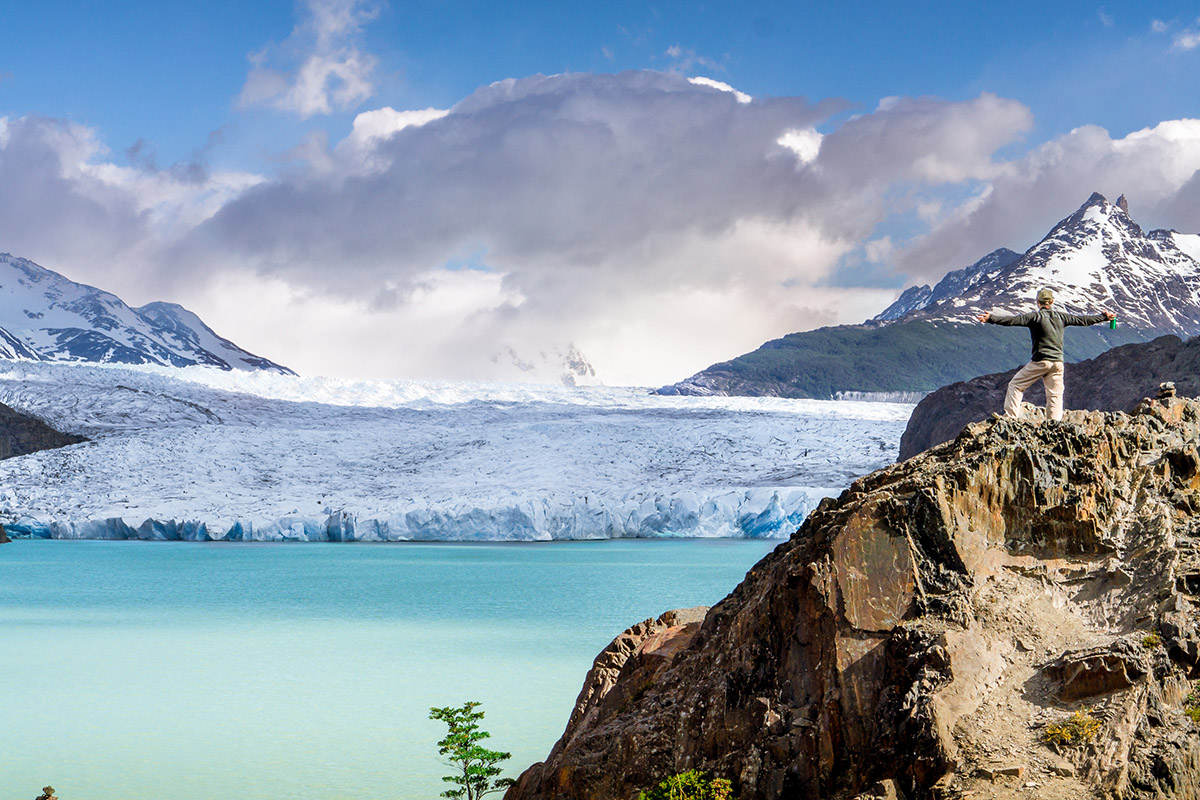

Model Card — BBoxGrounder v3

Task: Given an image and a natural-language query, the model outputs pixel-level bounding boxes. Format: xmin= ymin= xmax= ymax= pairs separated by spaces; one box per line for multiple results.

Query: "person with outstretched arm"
xmin=976 ymin=288 xmax=1115 ymax=421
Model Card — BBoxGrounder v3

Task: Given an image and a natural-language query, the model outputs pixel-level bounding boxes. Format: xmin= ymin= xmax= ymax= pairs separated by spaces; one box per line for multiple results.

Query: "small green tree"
xmin=429 ymin=701 xmax=517 ymax=800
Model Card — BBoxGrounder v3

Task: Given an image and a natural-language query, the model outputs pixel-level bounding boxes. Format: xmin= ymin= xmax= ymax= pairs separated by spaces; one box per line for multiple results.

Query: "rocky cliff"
xmin=899 ymin=335 xmax=1200 ymax=460
xmin=0 ymin=401 xmax=85 ymax=461
xmin=509 ymin=397 xmax=1200 ymax=800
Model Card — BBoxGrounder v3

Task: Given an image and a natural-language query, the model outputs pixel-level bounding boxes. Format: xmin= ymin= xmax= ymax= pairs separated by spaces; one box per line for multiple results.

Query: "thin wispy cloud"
xmin=1174 ymin=27 xmax=1200 ymax=51
xmin=664 ymin=44 xmax=723 ymax=73
xmin=238 ymin=0 xmax=381 ymax=117
xmin=687 ymin=76 xmax=752 ymax=103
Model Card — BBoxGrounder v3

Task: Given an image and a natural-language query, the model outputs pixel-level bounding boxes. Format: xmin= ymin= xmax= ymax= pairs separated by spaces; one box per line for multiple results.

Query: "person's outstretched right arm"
xmin=978 ymin=310 xmax=1036 ymax=326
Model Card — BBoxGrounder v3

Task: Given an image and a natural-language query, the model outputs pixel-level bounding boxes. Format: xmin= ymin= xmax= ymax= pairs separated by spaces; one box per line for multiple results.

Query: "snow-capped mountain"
xmin=880 ymin=193 xmax=1200 ymax=333
xmin=657 ymin=192 xmax=1200 ymax=398
xmin=489 ymin=342 xmax=601 ymax=386
xmin=0 ymin=252 xmax=293 ymax=373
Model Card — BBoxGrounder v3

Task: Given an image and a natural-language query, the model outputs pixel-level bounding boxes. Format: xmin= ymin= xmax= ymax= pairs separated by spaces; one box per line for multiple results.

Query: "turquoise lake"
xmin=1 ymin=538 xmax=781 ymax=800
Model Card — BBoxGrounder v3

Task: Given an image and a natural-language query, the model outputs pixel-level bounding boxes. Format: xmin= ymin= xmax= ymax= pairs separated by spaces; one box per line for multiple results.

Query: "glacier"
xmin=0 ymin=362 xmax=913 ymax=541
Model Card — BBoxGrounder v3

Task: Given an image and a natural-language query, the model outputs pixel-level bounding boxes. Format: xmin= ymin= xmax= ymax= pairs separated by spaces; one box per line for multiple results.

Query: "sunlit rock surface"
xmin=510 ymin=397 xmax=1200 ymax=800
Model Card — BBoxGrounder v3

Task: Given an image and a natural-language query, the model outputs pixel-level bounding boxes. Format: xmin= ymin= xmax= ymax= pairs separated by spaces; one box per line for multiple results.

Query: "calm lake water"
xmin=1 ymin=538 xmax=780 ymax=800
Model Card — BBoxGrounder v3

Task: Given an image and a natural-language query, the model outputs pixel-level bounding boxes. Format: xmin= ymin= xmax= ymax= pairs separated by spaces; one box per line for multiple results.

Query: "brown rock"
xmin=899 ymin=334 xmax=1200 ymax=460
xmin=1044 ymin=641 xmax=1147 ymax=702
xmin=975 ymin=764 xmax=1025 ymax=779
xmin=508 ymin=398 xmax=1200 ymax=800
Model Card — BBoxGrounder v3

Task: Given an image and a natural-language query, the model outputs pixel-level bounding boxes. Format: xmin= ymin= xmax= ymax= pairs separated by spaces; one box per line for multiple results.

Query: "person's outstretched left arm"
xmin=1062 ymin=310 xmax=1115 ymax=326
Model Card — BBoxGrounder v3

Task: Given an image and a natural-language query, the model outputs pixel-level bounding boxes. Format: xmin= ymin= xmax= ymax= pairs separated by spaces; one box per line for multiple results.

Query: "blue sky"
xmin=2 ymin=1 xmax=1200 ymax=382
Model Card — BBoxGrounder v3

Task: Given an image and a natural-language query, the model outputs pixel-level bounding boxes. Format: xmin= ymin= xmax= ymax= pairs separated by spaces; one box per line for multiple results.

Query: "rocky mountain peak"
xmin=890 ymin=192 xmax=1200 ymax=335
xmin=0 ymin=251 xmax=293 ymax=373
xmin=510 ymin=395 xmax=1200 ymax=800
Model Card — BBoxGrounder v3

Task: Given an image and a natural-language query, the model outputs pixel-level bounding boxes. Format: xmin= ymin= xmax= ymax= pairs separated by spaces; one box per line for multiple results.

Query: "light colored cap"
xmin=1036 ymin=288 xmax=1054 ymax=305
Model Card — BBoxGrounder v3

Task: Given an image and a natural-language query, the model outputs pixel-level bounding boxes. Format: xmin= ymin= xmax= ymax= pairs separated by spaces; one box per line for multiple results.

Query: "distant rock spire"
xmin=1116 ymin=194 xmax=1129 ymax=214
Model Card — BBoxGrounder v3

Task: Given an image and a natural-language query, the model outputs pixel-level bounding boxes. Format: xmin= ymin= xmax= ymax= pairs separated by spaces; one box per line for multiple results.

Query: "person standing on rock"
xmin=976 ymin=288 xmax=1115 ymax=421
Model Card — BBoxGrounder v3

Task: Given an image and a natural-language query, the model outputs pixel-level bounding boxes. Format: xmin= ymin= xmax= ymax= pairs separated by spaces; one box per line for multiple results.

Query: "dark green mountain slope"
xmin=656 ymin=320 xmax=1149 ymax=398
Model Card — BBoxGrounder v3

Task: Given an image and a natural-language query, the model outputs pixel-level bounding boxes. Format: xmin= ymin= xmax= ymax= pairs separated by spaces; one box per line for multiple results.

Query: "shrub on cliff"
xmin=637 ymin=770 xmax=735 ymax=800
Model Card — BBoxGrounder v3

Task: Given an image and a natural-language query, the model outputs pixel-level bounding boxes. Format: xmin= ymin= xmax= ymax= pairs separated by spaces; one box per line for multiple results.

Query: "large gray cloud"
xmin=189 ymin=75 xmax=1034 ymax=311
xmin=205 ymin=72 xmax=840 ymax=294
xmin=0 ymin=117 xmax=150 ymax=268
xmin=5 ymin=72 xmax=1199 ymax=382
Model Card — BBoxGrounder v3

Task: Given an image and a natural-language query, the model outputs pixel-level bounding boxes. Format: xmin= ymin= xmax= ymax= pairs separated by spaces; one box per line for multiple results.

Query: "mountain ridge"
xmin=0 ymin=252 xmax=293 ymax=374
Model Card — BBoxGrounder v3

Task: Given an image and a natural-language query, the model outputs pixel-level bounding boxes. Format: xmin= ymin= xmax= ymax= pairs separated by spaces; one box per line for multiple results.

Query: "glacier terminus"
xmin=0 ymin=362 xmax=911 ymax=541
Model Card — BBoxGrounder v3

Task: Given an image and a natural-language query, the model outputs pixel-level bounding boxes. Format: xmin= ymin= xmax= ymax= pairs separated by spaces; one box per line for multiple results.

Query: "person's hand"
xmin=976 ymin=311 xmax=990 ymax=323
xmin=1104 ymin=310 xmax=1116 ymax=320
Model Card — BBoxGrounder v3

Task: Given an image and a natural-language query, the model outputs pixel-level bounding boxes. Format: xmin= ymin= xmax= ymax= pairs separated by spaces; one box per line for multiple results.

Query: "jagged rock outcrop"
xmin=900 ymin=334 xmax=1200 ymax=460
xmin=0 ymin=401 xmax=85 ymax=460
xmin=509 ymin=397 xmax=1200 ymax=800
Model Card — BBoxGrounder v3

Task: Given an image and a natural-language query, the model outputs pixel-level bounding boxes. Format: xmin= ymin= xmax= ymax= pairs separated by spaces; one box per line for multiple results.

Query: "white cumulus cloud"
xmin=895 ymin=118 xmax=1200 ymax=281
xmin=777 ymin=127 xmax=822 ymax=164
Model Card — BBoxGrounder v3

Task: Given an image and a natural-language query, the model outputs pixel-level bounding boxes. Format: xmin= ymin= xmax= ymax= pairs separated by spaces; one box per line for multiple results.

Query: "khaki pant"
xmin=1004 ymin=360 xmax=1065 ymax=421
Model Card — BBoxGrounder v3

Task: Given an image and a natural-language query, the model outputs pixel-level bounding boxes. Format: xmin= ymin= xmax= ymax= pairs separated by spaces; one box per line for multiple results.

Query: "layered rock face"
xmin=900 ymin=334 xmax=1200 ymax=460
xmin=0 ymin=401 xmax=85 ymax=460
xmin=510 ymin=398 xmax=1200 ymax=800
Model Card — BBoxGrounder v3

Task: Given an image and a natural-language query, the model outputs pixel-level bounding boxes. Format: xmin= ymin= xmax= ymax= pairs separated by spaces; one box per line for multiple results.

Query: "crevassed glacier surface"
xmin=0 ymin=362 xmax=913 ymax=540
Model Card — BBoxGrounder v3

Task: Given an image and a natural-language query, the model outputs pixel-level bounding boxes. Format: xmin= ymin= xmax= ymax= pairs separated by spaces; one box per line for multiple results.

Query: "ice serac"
xmin=0 ymin=252 xmax=293 ymax=373
xmin=509 ymin=397 xmax=1200 ymax=800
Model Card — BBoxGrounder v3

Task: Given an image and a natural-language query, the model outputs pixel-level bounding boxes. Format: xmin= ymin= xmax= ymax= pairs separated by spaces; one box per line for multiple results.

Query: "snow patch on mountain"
xmin=1170 ymin=231 xmax=1200 ymax=264
xmin=0 ymin=362 xmax=911 ymax=541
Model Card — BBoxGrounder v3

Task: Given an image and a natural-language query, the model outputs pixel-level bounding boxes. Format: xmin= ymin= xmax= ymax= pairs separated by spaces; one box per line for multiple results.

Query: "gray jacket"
xmin=986 ymin=308 xmax=1108 ymax=362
